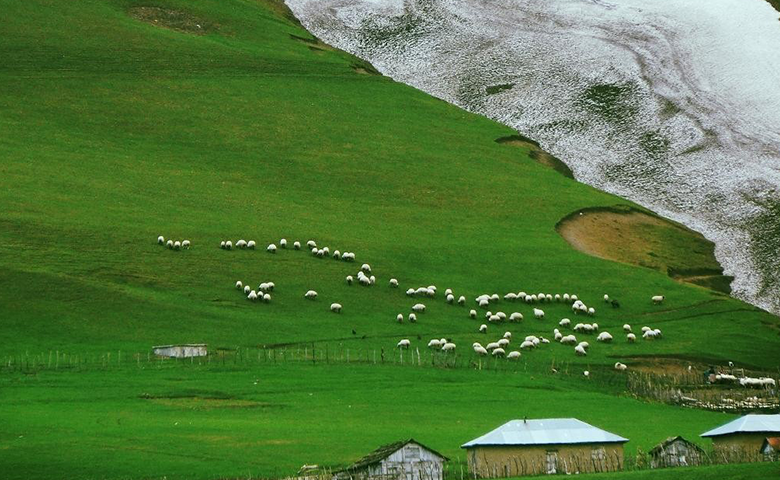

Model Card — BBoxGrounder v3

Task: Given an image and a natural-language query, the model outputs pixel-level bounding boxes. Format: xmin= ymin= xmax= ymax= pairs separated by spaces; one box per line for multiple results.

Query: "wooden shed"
xmin=461 ymin=418 xmax=628 ymax=476
xmin=648 ymin=436 xmax=706 ymax=468
xmin=701 ymin=414 xmax=780 ymax=463
xmin=333 ymin=439 xmax=447 ymax=480
xmin=152 ymin=344 xmax=207 ymax=358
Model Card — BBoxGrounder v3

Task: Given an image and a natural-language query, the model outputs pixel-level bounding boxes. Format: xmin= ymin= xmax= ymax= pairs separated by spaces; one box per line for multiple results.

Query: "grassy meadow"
xmin=0 ymin=0 xmax=778 ymax=478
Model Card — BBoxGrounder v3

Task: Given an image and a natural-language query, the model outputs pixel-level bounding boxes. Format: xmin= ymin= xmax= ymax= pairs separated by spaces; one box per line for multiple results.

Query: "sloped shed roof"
xmin=461 ymin=418 xmax=628 ymax=448
xmin=701 ymin=414 xmax=780 ymax=438
xmin=345 ymin=439 xmax=447 ymax=471
xmin=649 ymin=436 xmax=705 ymax=455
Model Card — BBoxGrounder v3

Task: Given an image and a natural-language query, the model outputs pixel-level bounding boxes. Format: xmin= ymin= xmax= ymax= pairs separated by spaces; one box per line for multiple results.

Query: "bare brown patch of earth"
xmin=128 ymin=6 xmax=217 ymax=35
xmin=556 ymin=205 xmax=733 ymax=293
xmin=496 ymin=135 xmax=574 ymax=178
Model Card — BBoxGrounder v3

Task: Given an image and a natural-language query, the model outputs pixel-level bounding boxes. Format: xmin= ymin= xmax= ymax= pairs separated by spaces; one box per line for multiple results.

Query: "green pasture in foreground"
xmin=1 ymin=362 xmax=775 ymax=480
xmin=1 ymin=0 xmax=779 ymax=479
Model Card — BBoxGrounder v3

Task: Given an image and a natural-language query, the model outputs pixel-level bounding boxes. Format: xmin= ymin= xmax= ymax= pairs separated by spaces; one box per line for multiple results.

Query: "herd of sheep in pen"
xmin=155 ymin=235 xmax=672 ymax=371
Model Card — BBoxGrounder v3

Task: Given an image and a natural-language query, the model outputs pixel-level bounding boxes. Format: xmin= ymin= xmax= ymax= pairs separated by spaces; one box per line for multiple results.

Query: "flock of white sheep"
xmin=156 ymin=234 xmax=674 ymax=371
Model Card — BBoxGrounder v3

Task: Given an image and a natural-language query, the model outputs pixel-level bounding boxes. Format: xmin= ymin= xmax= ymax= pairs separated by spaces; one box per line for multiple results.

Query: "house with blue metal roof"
xmin=701 ymin=414 xmax=780 ymax=463
xmin=461 ymin=418 xmax=628 ymax=477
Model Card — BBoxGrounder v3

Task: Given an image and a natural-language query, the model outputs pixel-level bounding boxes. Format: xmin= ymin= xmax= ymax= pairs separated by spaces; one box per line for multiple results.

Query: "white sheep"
xmin=488 ymin=314 xmax=500 ymax=323
xmin=486 ymin=342 xmax=500 ymax=350
xmin=244 ymin=285 xmax=251 ymax=294
xmin=604 ymin=294 xmax=610 ymax=302
xmin=519 ymin=340 xmax=535 ymax=350
xmin=395 ymin=313 xmax=404 ymax=323
xmin=304 ymin=290 xmax=318 ymax=300
xmin=397 ymin=339 xmax=411 ymax=349
xmin=642 ymin=330 xmax=657 ymax=340
xmin=554 ymin=294 xmax=561 ymax=302
xmin=560 ymin=335 xmax=577 ymax=345
xmin=597 ymin=332 xmax=613 ymax=343
xmin=574 ymin=345 xmax=587 ymax=356
xmin=157 ymin=235 xmax=165 ymax=245
xmin=293 ymin=241 xmax=301 ymax=250
xmin=474 ymin=345 xmax=488 ymax=356
xmin=182 ymin=240 xmax=190 ymax=249
xmin=479 ymin=324 xmax=488 ymax=333
xmin=503 ymin=331 xmax=512 ymax=339
xmin=492 ymin=348 xmax=506 ymax=357
xmin=322 ymin=247 xmax=330 ymax=255
xmin=533 ymin=308 xmax=545 ymax=319
xmin=546 ymin=294 xmax=553 ymax=302
xmin=614 ymin=362 xmax=627 ymax=371
xmin=441 ymin=342 xmax=456 ymax=352
xmin=316 ymin=249 xmax=325 ymax=258
xmin=578 ymin=341 xmax=590 ymax=350
xmin=166 ymin=240 xmax=174 ymax=249
xmin=458 ymin=296 xmax=466 ymax=305
xmin=361 ymin=264 xmax=371 ymax=273
xmin=267 ymin=282 xmax=275 ymax=291
xmin=563 ymin=293 xmax=570 ymax=302
xmin=330 ymin=303 xmax=342 ymax=313
xmin=559 ymin=318 xmax=571 ymax=328
xmin=627 ymin=333 xmax=637 ymax=343
xmin=280 ymin=238 xmax=287 ymax=248
xmin=235 ymin=281 xmax=243 ymax=290
xmin=225 ymin=240 xmax=232 ymax=250
xmin=267 ymin=244 xmax=277 ymax=253
xmin=587 ymin=307 xmax=595 ymax=316
xmin=411 ymin=303 xmax=426 ymax=313
xmin=369 ymin=275 xmax=376 ymax=285
xmin=554 ymin=330 xmax=563 ymax=341
xmin=307 ymin=240 xmax=317 ymax=249
xmin=490 ymin=293 xmax=500 ymax=302
xmin=220 ymin=241 xmax=226 ymax=249
xmin=346 ymin=275 xmax=354 ymax=285
xmin=497 ymin=338 xmax=510 ymax=348
xmin=389 ymin=278 xmax=399 ymax=288
xmin=246 ymin=240 xmax=255 ymax=249
xmin=444 ymin=288 xmax=453 ymax=296
xmin=509 ymin=312 xmax=524 ymax=322
xmin=333 ymin=250 xmax=341 ymax=260
xmin=248 ymin=291 xmax=258 ymax=301
xmin=408 ymin=313 xmax=417 ymax=323
xmin=236 ymin=239 xmax=247 ymax=249
xmin=507 ymin=351 xmax=521 ymax=360
xmin=652 ymin=295 xmax=665 ymax=304
xmin=478 ymin=298 xmax=490 ymax=308
xmin=428 ymin=339 xmax=441 ymax=348
xmin=496 ymin=312 xmax=507 ymax=321
xmin=406 ymin=288 xmax=415 ymax=296
xmin=571 ymin=294 xmax=579 ymax=302
xmin=504 ymin=292 xmax=517 ymax=302
xmin=623 ymin=324 xmax=632 ymax=332
xmin=469 ymin=309 xmax=478 ymax=319
xmin=446 ymin=294 xmax=455 ymax=304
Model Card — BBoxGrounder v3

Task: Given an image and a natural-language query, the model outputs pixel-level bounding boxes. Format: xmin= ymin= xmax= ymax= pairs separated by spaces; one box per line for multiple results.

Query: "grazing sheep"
xmin=267 ymin=282 xmax=275 ymax=291
xmin=614 ymin=362 xmax=627 ymax=371
xmin=554 ymin=294 xmax=561 ymax=302
xmin=369 ymin=275 xmax=376 ymax=285
xmin=408 ymin=313 xmax=417 ymax=323
xmin=330 ymin=303 xmax=342 ymax=313
xmin=563 ymin=293 xmax=570 ymax=302
xmin=458 ymin=296 xmax=466 ymax=305
xmin=474 ymin=345 xmax=488 ymax=356
xmin=262 ymin=293 xmax=271 ymax=303
xmin=244 ymin=285 xmax=251 ymax=294
xmin=220 ymin=241 xmax=226 ymax=249
xmin=346 ymin=275 xmax=353 ymax=286
xmin=469 ymin=309 xmax=478 ymax=319
xmin=604 ymin=294 xmax=610 ymax=302
xmin=359 ymin=276 xmax=370 ymax=286
xmin=623 ymin=324 xmax=632 ymax=332
xmin=479 ymin=324 xmax=488 ymax=333
xmin=333 ymin=250 xmax=341 ymax=260
xmin=652 ymin=295 xmax=665 ymax=304
xmin=478 ymin=298 xmax=490 ymax=308
xmin=280 ymin=239 xmax=287 ymax=248
xmin=293 ymin=241 xmax=301 ymax=250
xmin=361 ymin=264 xmax=371 ymax=273
xmin=492 ymin=348 xmax=506 ymax=357
xmin=587 ymin=307 xmax=595 ymax=316
xmin=519 ymin=340 xmax=535 ymax=350
xmin=507 ymin=351 xmax=521 ymax=360
xmin=246 ymin=240 xmax=255 ymax=249
xmin=546 ymin=294 xmax=553 ymax=302
xmin=322 ymin=247 xmax=330 ymax=256
xmin=307 ymin=240 xmax=317 ymax=249
xmin=597 ymin=332 xmax=613 ymax=343
xmin=248 ymin=291 xmax=258 ymax=301
xmin=642 ymin=330 xmax=658 ymax=340
xmin=533 ymin=308 xmax=545 ymax=319
xmin=304 ymin=290 xmax=317 ymax=300
xmin=396 ymin=313 xmax=404 ymax=323
xmin=496 ymin=312 xmax=507 ymax=321
xmin=653 ymin=328 xmax=662 ymax=338
xmin=235 ymin=281 xmax=243 ymax=290
xmin=577 ymin=341 xmax=590 ymax=350
xmin=411 ymin=303 xmax=426 ymax=313
xmin=574 ymin=345 xmax=587 ymax=356
xmin=490 ymin=294 xmax=500 ymax=302
xmin=486 ymin=342 xmax=500 ymax=350
xmin=554 ymin=330 xmax=563 ymax=341
xmin=267 ymin=244 xmax=277 ymax=253
xmin=444 ymin=288 xmax=453 ymax=296
xmin=571 ymin=294 xmax=578 ymax=302
xmin=389 ymin=278 xmax=399 ymax=288
xmin=497 ymin=338 xmax=510 ymax=348
xmin=504 ymin=292 xmax=517 ymax=302
xmin=428 ymin=339 xmax=441 ymax=348
xmin=641 ymin=326 xmax=651 ymax=333
xmin=559 ymin=318 xmax=571 ymax=328
xmin=182 ymin=240 xmax=190 ymax=249
xmin=166 ymin=240 xmax=174 ymax=249
xmin=627 ymin=333 xmax=637 ymax=343
xmin=157 ymin=235 xmax=165 ymax=245
xmin=446 ymin=294 xmax=455 ymax=304
xmin=311 ymin=247 xmax=318 ymax=256
xmin=509 ymin=312 xmax=523 ymax=322
xmin=406 ymin=288 xmax=415 ymax=296
xmin=225 ymin=240 xmax=233 ymax=250
xmin=441 ymin=342 xmax=456 ymax=352
xmin=583 ymin=371 xmax=590 ymax=377
xmin=397 ymin=339 xmax=411 ymax=349
xmin=503 ymin=331 xmax=512 ymax=339
xmin=343 ymin=252 xmax=355 ymax=262
xmin=317 ymin=249 xmax=325 ymax=258
xmin=236 ymin=240 xmax=247 ymax=249
xmin=560 ymin=335 xmax=577 ymax=345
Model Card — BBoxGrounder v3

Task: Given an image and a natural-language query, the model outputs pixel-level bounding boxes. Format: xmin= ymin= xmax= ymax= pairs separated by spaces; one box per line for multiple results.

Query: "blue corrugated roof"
xmin=461 ymin=418 xmax=628 ymax=448
xmin=701 ymin=414 xmax=780 ymax=438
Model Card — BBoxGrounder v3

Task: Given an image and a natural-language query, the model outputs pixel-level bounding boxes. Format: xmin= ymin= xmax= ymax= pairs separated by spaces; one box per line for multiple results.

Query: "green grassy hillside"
xmin=1 ymin=1 xmax=778 ymax=479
